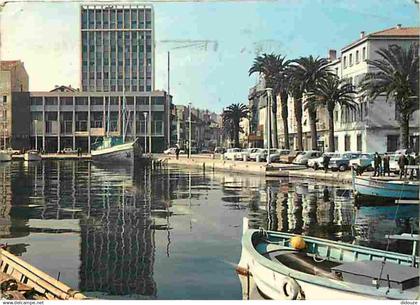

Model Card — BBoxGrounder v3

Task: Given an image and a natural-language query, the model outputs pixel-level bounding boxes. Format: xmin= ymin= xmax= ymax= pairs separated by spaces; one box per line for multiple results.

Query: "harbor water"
xmin=0 ymin=161 xmax=418 ymax=299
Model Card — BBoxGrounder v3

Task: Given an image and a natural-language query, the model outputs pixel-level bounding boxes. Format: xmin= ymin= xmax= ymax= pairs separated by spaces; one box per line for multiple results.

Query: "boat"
xmin=352 ymin=174 xmax=419 ymax=202
xmin=23 ymin=150 xmax=42 ymax=161
xmin=91 ymin=137 xmax=139 ymax=163
xmin=237 ymin=218 xmax=419 ymax=300
xmin=0 ymin=150 xmax=11 ymax=162
xmin=0 ymin=247 xmax=86 ymax=300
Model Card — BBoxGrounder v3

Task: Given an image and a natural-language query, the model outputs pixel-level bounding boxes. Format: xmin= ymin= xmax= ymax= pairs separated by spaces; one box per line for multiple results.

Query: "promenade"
xmin=156 ymin=154 xmax=354 ymax=183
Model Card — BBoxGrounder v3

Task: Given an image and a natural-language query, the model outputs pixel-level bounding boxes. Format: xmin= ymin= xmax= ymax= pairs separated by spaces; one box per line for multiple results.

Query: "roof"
xmin=342 ymin=26 xmax=419 ymax=51
xmin=0 ymin=60 xmax=22 ymax=71
xmin=50 ymin=85 xmax=78 ymax=92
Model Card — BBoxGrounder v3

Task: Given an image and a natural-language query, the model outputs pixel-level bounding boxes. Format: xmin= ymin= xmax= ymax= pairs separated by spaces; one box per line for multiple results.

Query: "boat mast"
xmin=34 ymin=120 xmax=38 ymax=151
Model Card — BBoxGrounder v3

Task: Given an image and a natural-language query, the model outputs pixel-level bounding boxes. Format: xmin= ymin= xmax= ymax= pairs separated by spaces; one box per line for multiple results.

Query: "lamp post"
xmin=143 ymin=112 xmax=148 ymax=155
xmin=34 ymin=120 xmax=38 ymax=151
xmin=266 ymin=88 xmax=273 ymax=165
xmin=188 ymin=102 xmax=192 ymax=159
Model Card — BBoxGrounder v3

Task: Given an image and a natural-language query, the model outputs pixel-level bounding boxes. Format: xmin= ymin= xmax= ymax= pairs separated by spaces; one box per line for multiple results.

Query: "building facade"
xmin=335 ymin=25 xmax=419 ymax=153
xmin=0 ymin=61 xmax=30 ymax=150
xmin=28 ymin=90 xmax=171 ymax=153
xmin=80 ymin=4 xmax=155 ymax=92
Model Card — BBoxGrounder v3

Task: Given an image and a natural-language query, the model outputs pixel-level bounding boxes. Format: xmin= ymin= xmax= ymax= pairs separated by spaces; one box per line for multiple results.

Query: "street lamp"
xmin=266 ymin=88 xmax=273 ymax=165
xmin=188 ymin=102 xmax=192 ymax=159
xmin=143 ymin=112 xmax=148 ymax=155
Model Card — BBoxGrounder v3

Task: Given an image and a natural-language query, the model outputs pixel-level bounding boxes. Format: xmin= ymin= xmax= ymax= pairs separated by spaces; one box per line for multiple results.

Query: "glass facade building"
xmin=81 ymin=5 xmax=154 ymax=92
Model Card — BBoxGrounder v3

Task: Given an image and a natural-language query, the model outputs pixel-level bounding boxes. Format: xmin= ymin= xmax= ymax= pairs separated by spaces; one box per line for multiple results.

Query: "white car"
xmin=307 ymin=152 xmax=334 ymax=169
xmin=292 ymin=151 xmax=322 ymax=166
xmin=349 ymin=153 xmax=375 ymax=169
xmin=224 ymin=148 xmax=242 ymax=160
xmin=164 ymin=147 xmax=178 ymax=154
xmin=240 ymin=148 xmax=260 ymax=160
xmin=252 ymin=149 xmax=277 ymax=162
xmin=267 ymin=149 xmax=290 ymax=163
xmin=249 ymin=148 xmax=265 ymax=161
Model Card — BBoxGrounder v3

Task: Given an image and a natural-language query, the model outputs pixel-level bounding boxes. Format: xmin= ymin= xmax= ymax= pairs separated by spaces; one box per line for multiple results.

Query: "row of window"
xmin=343 ymin=46 xmax=367 ymax=68
xmin=81 ymin=9 xmax=152 ymax=30
xmin=30 ymin=96 xmax=163 ymax=106
xmin=334 ymin=102 xmax=368 ymax=124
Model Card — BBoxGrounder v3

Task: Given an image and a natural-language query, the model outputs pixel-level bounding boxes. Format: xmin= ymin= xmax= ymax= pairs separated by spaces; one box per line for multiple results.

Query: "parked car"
xmin=214 ymin=147 xmax=226 ymax=154
xmin=200 ymin=149 xmax=212 ymax=154
xmin=249 ymin=148 xmax=265 ymax=161
xmin=254 ymin=149 xmax=278 ymax=162
xmin=349 ymin=153 xmax=375 ymax=170
xmin=329 ymin=152 xmax=361 ymax=171
xmin=389 ymin=154 xmax=400 ymax=173
xmin=307 ymin=152 xmax=334 ymax=169
xmin=280 ymin=151 xmax=303 ymax=164
xmin=267 ymin=149 xmax=290 ymax=163
xmin=292 ymin=150 xmax=322 ymax=166
xmin=224 ymin=148 xmax=241 ymax=160
xmin=61 ymin=147 xmax=77 ymax=154
xmin=240 ymin=148 xmax=260 ymax=160
xmin=164 ymin=147 xmax=178 ymax=154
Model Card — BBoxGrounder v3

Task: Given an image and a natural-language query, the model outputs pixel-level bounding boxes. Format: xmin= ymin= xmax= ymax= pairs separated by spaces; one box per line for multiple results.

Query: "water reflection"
xmin=0 ymin=162 xmax=418 ymax=299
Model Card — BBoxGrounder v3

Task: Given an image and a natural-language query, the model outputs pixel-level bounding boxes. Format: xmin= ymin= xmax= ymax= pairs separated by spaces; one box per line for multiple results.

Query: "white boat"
xmin=0 ymin=150 xmax=12 ymax=162
xmin=91 ymin=137 xmax=139 ymax=163
xmin=237 ymin=218 xmax=419 ymax=300
xmin=24 ymin=150 xmax=42 ymax=161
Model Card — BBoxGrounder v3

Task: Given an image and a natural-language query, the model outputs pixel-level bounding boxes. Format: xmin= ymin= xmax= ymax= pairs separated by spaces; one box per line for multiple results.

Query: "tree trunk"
xmin=280 ymin=90 xmax=290 ymax=149
xmin=328 ymin=108 xmax=335 ymax=152
xmin=294 ymin=97 xmax=303 ymax=151
xmin=308 ymin=108 xmax=318 ymax=150
xmin=271 ymin=94 xmax=279 ymax=149
xmin=400 ymin=114 xmax=410 ymax=149
xmin=235 ymin=123 xmax=240 ymax=148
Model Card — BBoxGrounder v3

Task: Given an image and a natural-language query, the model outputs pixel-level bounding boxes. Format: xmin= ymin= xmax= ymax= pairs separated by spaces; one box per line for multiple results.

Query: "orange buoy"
xmin=290 ymin=235 xmax=306 ymax=250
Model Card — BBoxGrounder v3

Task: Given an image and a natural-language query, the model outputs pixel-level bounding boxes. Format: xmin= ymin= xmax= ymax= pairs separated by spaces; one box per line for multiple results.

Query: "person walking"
xmin=175 ymin=145 xmax=180 ymax=160
xmin=383 ymin=152 xmax=390 ymax=177
xmin=322 ymin=153 xmax=331 ymax=173
xmin=408 ymin=153 xmax=415 ymax=180
xmin=373 ymin=152 xmax=382 ymax=177
xmin=398 ymin=153 xmax=407 ymax=179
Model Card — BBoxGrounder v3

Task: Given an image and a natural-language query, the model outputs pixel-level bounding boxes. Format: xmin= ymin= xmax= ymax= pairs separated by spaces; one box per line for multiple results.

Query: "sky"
xmin=0 ymin=0 xmax=418 ymax=113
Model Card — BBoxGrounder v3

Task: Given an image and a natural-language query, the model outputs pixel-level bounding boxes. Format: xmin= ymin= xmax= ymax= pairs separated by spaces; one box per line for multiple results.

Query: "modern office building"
xmin=80 ymin=4 xmax=155 ymax=92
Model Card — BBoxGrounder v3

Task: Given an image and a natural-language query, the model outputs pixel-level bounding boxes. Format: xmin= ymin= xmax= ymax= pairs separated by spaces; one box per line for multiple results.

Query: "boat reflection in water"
xmin=0 ymin=163 xmax=418 ymax=300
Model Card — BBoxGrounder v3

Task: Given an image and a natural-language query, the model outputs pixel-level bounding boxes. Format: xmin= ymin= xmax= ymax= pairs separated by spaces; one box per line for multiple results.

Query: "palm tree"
xmin=290 ymin=56 xmax=332 ymax=150
xmin=360 ymin=43 xmax=419 ymax=149
xmin=249 ymin=54 xmax=292 ymax=149
xmin=307 ymin=75 xmax=357 ymax=152
xmin=222 ymin=103 xmax=249 ymax=148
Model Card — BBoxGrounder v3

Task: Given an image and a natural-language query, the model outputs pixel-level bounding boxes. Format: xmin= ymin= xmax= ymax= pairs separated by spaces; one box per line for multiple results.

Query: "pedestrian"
xmin=382 ymin=152 xmax=390 ymax=177
xmin=175 ymin=145 xmax=180 ymax=160
xmin=322 ymin=153 xmax=330 ymax=173
xmin=408 ymin=153 xmax=415 ymax=180
xmin=398 ymin=153 xmax=407 ymax=179
xmin=373 ymin=152 xmax=381 ymax=177
xmin=77 ymin=147 xmax=81 ymax=157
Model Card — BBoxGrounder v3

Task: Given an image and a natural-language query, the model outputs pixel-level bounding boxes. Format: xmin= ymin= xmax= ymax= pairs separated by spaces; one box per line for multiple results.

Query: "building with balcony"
xmin=27 ymin=89 xmax=171 ymax=153
xmin=80 ymin=4 xmax=155 ymax=92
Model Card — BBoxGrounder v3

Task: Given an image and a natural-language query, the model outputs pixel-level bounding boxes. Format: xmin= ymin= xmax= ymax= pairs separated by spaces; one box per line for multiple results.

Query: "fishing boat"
xmin=237 ymin=218 xmax=419 ymax=300
xmin=352 ymin=173 xmax=419 ymax=202
xmin=23 ymin=150 xmax=42 ymax=161
xmin=0 ymin=247 xmax=85 ymax=300
xmin=91 ymin=93 xmax=140 ymax=164
xmin=91 ymin=137 xmax=139 ymax=164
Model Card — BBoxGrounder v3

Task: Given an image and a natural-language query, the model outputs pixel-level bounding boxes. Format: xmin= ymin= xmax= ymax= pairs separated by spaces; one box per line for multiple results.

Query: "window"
xmin=349 ymin=54 xmax=353 ymax=66
xmin=334 ymin=136 xmax=338 ymax=151
xmin=344 ymin=135 xmax=351 ymax=151
xmin=30 ymin=97 xmax=42 ymax=106
xmin=356 ymin=50 xmax=359 ymax=64
xmin=362 ymin=47 xmax=366 ymax=60
xmin=387 ymin=135 xmax=399 ymax=152
xmin=357 ymin=134 xmax=362 ymax=152
xmin=2 ymin=96 xmax=7 ymax=105
xmin=45 ymin=97 xmax=58 ymax=106
xmin=343 ymin=56 xmax=347 ymax=68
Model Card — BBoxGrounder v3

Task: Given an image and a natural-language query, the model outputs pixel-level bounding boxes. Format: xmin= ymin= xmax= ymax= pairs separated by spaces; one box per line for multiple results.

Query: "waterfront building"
xmin=171 ymin=104 xmax=222 ymax=150
xmin=80 ymin=4 xmax=155 ymax=92
xmin=334 ymin=25 xmax=419 ymax=153
xmin=27 ymin=89 xmax=171 ymax=153
xmin=247 ymin=77 xmax=266 ymax=148
xmin=0 ymin=61 xmax=30 ymax=150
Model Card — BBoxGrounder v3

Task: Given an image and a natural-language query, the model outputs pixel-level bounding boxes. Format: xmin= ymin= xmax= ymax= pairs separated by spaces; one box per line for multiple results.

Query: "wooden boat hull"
xmin=237 ymin=219 xmax=419 ymax=300
xmin=23 ymin=152 xmax=42 ymax=161
xmin=0 ymin=151 xmax=12 ymax=162
xmin=0 ymin=248 xmax=85 ymax=300
xmin=353 ymin=176 xmax=419 ymax=200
